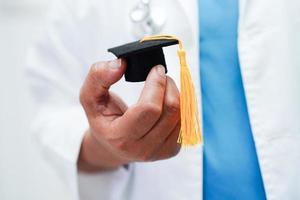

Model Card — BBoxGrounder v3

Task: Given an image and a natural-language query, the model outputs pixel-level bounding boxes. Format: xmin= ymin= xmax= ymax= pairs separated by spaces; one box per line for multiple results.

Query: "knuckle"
xmin=138 ymin=103 xmax=162 ymax=121
xmin=89 ymin=70 xmax=101 ymax=84
xmin=79 ymin=86 xmax=95 ymax=111
xmin=145 ymin=103 xmax=162 ymax=115
xmin=165 ymin=97 xmax=180 ymax=114
xmin=108 ymin=138 xmax=129 ymax=152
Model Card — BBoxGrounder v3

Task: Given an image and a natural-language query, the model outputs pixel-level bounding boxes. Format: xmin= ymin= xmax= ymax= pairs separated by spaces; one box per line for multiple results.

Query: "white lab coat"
xmin=26 ymin=0 xmax=300 ymax=199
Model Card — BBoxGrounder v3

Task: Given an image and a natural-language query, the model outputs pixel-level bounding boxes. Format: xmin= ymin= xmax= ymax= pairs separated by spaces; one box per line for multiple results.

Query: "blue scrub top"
xmin=199 ymin=0 xmax=266 ymax=199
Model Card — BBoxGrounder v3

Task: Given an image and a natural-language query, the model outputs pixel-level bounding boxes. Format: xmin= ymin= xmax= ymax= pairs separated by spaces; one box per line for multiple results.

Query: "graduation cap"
xmin=108 ymin=35 xmax=202 ymax=146
xmin=108 ymin=39 xmax=178 ymax=82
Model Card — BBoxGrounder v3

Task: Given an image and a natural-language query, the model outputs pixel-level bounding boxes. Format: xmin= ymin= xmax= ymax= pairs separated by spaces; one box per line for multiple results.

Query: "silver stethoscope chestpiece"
xmin=130 ymin=0 xmax=166 ymax=38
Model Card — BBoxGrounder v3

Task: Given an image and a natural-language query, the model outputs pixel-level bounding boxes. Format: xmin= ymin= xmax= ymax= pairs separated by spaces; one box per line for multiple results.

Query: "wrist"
xmin=78 ymin=130 xmax=128 ymax=172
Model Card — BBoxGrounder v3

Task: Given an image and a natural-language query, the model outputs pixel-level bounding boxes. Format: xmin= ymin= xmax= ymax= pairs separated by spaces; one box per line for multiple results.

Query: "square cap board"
xmin=108 ymin=39 xmax=179 ymax=82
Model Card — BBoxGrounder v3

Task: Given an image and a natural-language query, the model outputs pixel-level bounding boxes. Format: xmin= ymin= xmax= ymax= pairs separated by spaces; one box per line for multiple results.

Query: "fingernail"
xmin=156 ymin=65 xmax=166 ymax=77
xmin=108 ymin=59 xmax=121 ymax=69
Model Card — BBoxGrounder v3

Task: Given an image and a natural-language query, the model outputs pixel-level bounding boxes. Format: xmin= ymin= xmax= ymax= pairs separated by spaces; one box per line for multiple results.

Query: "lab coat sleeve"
xmin=26 ymin=1 xmax=131 ymax=199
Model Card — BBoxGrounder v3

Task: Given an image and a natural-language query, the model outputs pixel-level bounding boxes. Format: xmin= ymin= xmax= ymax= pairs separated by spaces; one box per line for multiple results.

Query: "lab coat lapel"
xmin=238 ymin=0 xmax=300 ymax=199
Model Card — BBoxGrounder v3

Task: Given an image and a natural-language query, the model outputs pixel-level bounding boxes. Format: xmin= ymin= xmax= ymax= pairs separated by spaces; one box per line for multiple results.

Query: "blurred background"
xmin=0 ymin=0 xmax=69 ymax=199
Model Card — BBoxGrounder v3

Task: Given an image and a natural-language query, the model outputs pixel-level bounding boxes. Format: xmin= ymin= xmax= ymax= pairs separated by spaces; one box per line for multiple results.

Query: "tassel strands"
xmin=141 ymin=35 xmax=202 ymax=146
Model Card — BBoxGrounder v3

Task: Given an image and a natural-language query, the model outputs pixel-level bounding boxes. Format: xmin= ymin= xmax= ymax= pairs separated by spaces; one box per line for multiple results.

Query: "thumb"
xmin=80 ymin=59 xmax=126 ymax=114
xmin=90 ymin=59 xmax=126 ymax=88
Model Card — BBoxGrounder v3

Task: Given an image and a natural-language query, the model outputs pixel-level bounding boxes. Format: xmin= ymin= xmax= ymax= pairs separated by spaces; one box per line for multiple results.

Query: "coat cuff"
xmin=30 ymin=105 xmax=131 ymax=200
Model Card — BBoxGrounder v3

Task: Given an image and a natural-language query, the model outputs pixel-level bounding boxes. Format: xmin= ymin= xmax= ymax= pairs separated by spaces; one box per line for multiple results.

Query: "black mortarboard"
xmin=108 ymin=39 xmax=178 ymax=82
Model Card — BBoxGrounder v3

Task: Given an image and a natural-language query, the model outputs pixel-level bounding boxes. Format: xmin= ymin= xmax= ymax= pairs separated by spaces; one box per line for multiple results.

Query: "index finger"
xmin=110 ymin=65 xmax=167 ymax=139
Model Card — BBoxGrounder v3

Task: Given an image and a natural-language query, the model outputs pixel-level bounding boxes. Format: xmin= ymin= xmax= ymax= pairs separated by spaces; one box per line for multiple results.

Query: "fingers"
xmin=140 ymin=76 xmax=180 ymax=147
xmin=154 ymin=122 xmax=181 ymax=161
xmin=138 ymin=65 xmax=167 ymax=106
xmin=111 ymin=65 xmax=167 ymax=139
xmin=108 ymin=76 xmax=181 ymax=163
xmin=134 ymin=122 xmax=181 ymax=162
xmin=80 ymin=59 xmax=126 ymax=116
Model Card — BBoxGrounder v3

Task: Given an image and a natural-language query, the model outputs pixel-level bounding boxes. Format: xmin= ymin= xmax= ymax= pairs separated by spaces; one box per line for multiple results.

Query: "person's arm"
xmin=27 ymin=0 xmax=181 ymax=199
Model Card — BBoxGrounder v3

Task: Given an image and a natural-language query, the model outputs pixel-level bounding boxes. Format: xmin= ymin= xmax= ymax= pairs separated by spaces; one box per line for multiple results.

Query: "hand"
xmin=78 ymin=59 xmax=181 ymax=172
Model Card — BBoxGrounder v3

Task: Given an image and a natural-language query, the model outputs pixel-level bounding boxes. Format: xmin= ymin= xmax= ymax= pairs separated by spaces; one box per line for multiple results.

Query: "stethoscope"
xmin=130 ymin=0 xmax=167 ymax=38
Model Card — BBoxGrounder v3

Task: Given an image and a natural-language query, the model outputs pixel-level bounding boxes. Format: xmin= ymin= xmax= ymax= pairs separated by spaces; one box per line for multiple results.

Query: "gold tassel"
xmin=141 ymin=35 xmax=202 ymax=146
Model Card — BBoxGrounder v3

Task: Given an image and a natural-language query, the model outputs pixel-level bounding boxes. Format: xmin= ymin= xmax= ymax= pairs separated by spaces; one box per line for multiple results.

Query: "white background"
xmin=0 ymin=0 xmax=69 ymax=199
